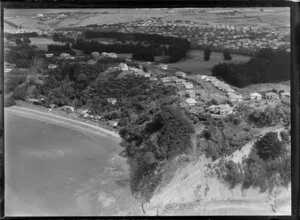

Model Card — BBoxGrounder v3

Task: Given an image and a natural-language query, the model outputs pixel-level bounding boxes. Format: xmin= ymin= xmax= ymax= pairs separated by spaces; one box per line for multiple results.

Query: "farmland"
xmin=168 ymin=49 xmax=251 ymax=75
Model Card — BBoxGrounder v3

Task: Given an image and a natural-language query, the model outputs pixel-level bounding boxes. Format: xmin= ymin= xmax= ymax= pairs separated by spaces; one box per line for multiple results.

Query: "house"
xmin=265 ymin=92 xmax=280 ymax=101
xmin=62 ymin=106 xmax=75 ymax=113
xmin=158 ymin=64 xmax=168 ymax=70
xmin=26 ymin=98 xmax=42 ymax=105
xmin=175 ymin=71 xmax=186 ymax=78
xmin=107 ymin=53 xmax=118 ymax=58
xmin=49 ymin=104 xmax=57 ymax=109
xmin=280 ymin=91 xmax=290 ymax=98
xmin=161 ymin=76 xmax=177 ymax=83
xmin=175 ymin=78 xmax=186 ymax=84
xmin=60 ymin=53 xmax=70 ymax=58
xmin=118 ymin=63 xmax=129 ymax=71
xmin=228 ymin=93 xmax=243 ymax=102
xmin=101 ymin=52 xmax=118 ymax=58
xmin=108 ymin=120 xmax=118 ymax=127
xmin=91 ymin=51 xmax=100 ymax=59
xmin=144 ymin=72 xmax=151 ymax=78
xmin=150 ymin=76 xmax=158 ymax=81
xmin=78 ymin=109 xmax=89 ymax=115
xmin=87 ymin=59 xmax=97 ymax=65
xmin=208 ymin=104 xmax=233 ymax=115
xmin=83 ymin=113 xmax=90 ymax=118
xmin=107 ymin=98 xmax=117 ymax=105
xmin=60 ymin=53 xmax=75 ymax=60
xmin=184 ymin=82 xmax=194 ymax=89
xmin=187 ymin=90 xmax=196 ymax=98
xmin=250 ymin=92 xmax=262 ymax=100
xmin=65 ymin=55 xmax=75 ymax=60
xmin=4 ymin=68 xmax=12 ymax=73
xmin=201 ymin=75 xmax=208 ymax=80
xmin=45 ymin=53 xmax=54 ymax=58
xmin=185 ymin=98 xmax=197 ymax=106
xmin=48 ymin=64 xmax=58 ymax=69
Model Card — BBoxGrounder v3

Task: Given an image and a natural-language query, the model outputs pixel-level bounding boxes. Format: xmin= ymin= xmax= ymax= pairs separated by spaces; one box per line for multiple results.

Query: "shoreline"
xmin=5 ymin=105 xmax=121 ymax=141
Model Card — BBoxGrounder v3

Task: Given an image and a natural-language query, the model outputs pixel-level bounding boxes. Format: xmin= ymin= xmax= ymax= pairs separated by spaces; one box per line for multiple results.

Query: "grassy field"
xmin=30 ymin=37 xmax=65 ymax=50
xmin=234 ymin=81 xmax=290 ymax=98
xmin=168 ymin=49 xmax=251 ymax=75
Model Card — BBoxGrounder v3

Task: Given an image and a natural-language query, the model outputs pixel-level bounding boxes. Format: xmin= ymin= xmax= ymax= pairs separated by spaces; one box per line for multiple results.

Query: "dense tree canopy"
xmin=212 ymin=48 xmax=290 ymax=87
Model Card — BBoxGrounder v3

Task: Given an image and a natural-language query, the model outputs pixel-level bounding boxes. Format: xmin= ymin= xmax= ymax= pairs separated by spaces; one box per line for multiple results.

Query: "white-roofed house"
xmin=175 ymin=71 xmax=186 ymax=78
xmin=208 ymin=104 xmax=233 ymax=116
xmin=48 ymin=64 xmax=58 ymax=69
xmin=201 ymin=75 xmax=208 ymax=80
xmin=87 ymin=59 xmax=97 ymax=65
xmin=45 ymin=53 xmax=54 ymax=58
xmin=186 ymin=98 xmax=197 ymax=106
xmin=107 ymin=98 xmax=117 ymax=105
xmin=91 ymin=51 xmax=100 ymax=59
xmin=184 ymin=82 xmax=194 ymax=89
xmin=118 ymin=63 xmax=129 ymax=71
xmin=228 ymin=92 xmax=243 ymax=102
xmin=250 ymin=92 xmax=262 ymax=100
xmin=108 ymin=120 xmax=119 ymax=127
xmin=158 ymin=64 xmax=168 ymax=70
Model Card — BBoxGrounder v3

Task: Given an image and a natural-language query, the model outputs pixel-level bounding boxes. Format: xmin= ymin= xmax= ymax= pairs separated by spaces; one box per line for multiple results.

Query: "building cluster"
xmin=60 ymin=53 xmax=75 ymax=60
xmin=207 ymin=104 xmax=233 ymax=116
xmin=91 ymin=18 xmax=290 ymax=53
xmin=197 ymin=24 xmax=289 ymax=52
xmin=201 ymin=75 xmax=243 ymax=102
xmin=4 ymin=27 xmax=49 ymax=36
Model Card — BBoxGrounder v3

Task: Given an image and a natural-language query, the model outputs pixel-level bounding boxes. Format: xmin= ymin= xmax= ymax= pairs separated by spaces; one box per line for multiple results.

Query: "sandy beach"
xmin=5 ymin=105 xmax=120 ymax=141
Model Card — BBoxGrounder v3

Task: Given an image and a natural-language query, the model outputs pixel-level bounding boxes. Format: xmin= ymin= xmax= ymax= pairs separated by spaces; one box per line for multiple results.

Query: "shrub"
xmin=4 ymin=96 xmax=16 ymax=107
xmin=254 ymin=132 xmax=284 ymax=161
xmin=219 ymin=160 xmax=243 ymax=188
xmin=248 ymin=108 xmax=279 ymax=127
xmin=242 ymin=148 xmax=291 ymax=192
xmin=204 ymin=47 xmax=212 ymax=61
xmin=280 ymin=130 xmax=290 ymax=142
xmin=12 ymin=84 xmax=27 ymax=100
xmin=242 ymin=154 xmax=269 ymax=192
xmin=223 ymin=49 xmax=232 ymax=61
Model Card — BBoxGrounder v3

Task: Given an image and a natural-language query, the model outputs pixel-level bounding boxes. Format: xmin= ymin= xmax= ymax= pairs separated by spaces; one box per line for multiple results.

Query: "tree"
xmin=220 ymin=160 xmax=243 ymax=188
xmin=23 ymin=37 xmax=31 ymax=44
xmin=4 ymin=96 xmax=16 ymax=107
xmin=15 ymin=38 xmax=23 ymax=45
xmin=223 ymin=49 xmax=232 ymax=61
xmin=255 ymin=132 xmax=284 ymax=161
xmin=204 ymin=47 xmax=211 ymax=61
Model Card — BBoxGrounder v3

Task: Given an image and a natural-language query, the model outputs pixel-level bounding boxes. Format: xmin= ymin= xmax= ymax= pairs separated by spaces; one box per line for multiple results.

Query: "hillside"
xmin=143 ymin=126 xmax=291 ymax=216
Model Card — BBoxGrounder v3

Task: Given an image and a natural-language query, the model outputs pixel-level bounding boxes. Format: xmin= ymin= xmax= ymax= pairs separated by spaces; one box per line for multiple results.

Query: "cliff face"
xmin=141 ymin=127 xmax=291 ymax=216
xmin=143 ymin=154 xmax=291 ymax=216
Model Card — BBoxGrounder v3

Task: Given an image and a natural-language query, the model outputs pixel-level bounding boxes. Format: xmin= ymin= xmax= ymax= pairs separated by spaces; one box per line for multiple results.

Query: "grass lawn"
xmin=168 ymin=49 xmax=251 ymax=75
xmin=30 ymin=37 xmax=65 ymax=51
